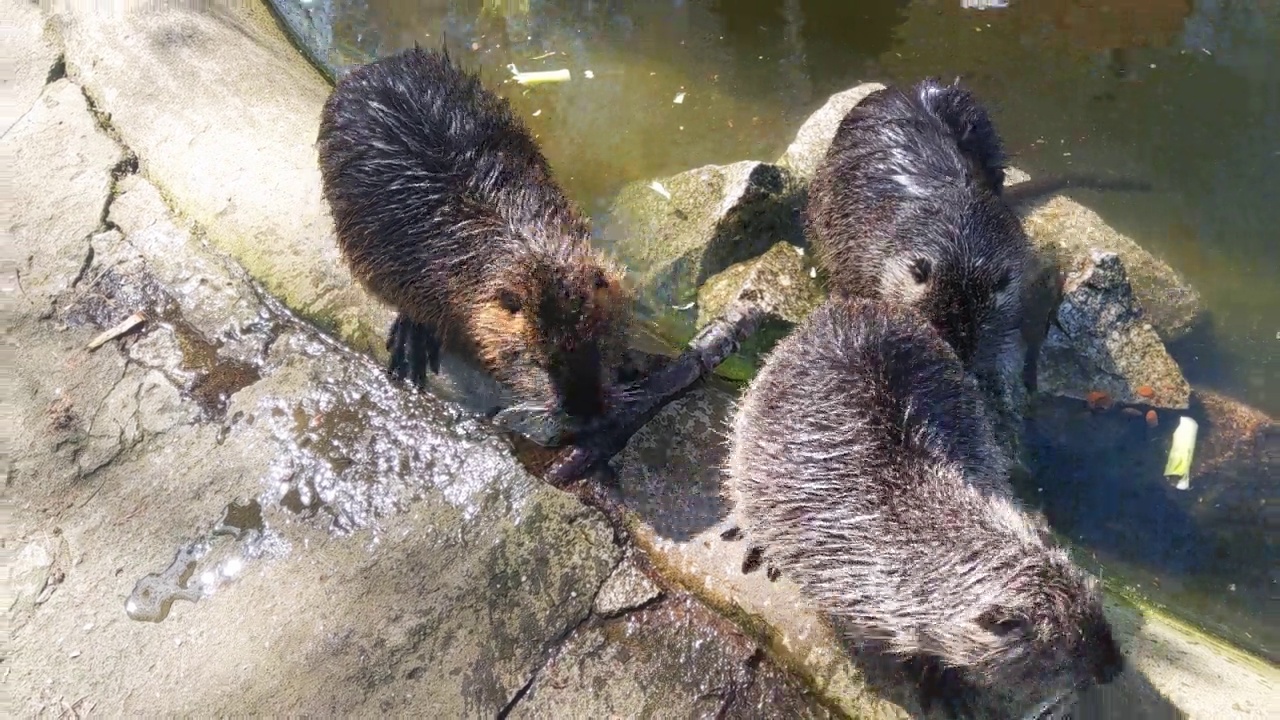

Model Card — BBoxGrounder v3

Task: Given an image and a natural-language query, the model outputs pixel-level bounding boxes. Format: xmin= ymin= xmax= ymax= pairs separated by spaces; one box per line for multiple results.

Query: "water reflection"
xmin=269 ymin=0 xmax=1277 ymax=661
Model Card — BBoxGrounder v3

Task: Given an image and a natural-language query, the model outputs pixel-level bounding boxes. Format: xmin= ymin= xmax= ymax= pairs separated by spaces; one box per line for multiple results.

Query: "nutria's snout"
xmin=468 ymin=252 xmax=631 ymax=420
xmin=1089 ymin=628 xmax=1125 ymax=686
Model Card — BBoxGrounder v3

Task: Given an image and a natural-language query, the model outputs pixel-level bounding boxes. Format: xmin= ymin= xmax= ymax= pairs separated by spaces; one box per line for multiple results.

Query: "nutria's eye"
xmin=497 ymin=289 xmax=522 ymax=314
xmin=909 ymin=258 xmax=932 ymax=284
xmin=995 ymin=271 xmax=1014 ymax=292
xmin=593 ymin=270 xmax=610 ymax=290
xmin=979 ymin=609 xmax=1031 ymax=637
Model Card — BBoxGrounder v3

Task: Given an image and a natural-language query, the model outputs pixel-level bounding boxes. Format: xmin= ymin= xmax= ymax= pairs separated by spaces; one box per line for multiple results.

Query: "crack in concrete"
xmin=496 ymin=542 xmax=627 ymax=719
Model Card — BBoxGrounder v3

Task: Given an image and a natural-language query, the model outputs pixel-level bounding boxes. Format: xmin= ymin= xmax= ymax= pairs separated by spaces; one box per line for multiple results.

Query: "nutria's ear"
xmin=909 ymin=257 xmax=932 ymax=284
xmin=497 ymin=288 xmax=523 ymax=314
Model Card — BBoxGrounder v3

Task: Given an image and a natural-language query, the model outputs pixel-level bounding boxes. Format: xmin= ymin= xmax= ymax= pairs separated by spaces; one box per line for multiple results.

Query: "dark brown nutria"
xmin=723 ymin=297 xmax=1123 ymax=720
xmin=805 ymin=77 xmax=1033 ymax=390
xmin=316 ymin=46 xmax=633 ymax=435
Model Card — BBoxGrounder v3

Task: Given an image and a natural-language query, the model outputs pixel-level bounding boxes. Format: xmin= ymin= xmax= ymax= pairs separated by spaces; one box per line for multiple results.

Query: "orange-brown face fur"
xmin=467 ymin=247 xmax=633 ymax=430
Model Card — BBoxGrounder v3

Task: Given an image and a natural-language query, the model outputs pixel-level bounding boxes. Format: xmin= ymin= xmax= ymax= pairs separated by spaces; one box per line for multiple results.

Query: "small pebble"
xmin=69 ymin=650 xmax=81 ymax=659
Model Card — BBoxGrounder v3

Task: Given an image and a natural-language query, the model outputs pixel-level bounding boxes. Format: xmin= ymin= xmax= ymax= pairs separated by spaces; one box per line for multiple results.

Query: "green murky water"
xmin=270 ymin=0 xmax=1276 ymax=662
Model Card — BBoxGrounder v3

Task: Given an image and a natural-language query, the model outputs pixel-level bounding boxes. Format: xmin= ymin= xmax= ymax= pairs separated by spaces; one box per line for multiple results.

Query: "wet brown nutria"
xmin=805 ymin=78 xmax=1034 ymax=389
xmin=316 ymin=46 xmax=633 ymax=435
xmin=722 ymin=297 xmax=1123 ymax=719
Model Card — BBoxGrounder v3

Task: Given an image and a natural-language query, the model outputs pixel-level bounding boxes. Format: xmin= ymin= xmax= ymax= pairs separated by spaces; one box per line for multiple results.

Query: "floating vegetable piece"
xmin=648 ymin=181 xmax=672 ymax=201
xmin=1137 ymin=385 xmax=1156 ymax=399
xmin=1145 ymin=410 xmax=1159 ymax=428
xmin=1163 ymin=416 xmax=1198 ymax=490
xmin=508 ymin=66 xmax=572 ymax=85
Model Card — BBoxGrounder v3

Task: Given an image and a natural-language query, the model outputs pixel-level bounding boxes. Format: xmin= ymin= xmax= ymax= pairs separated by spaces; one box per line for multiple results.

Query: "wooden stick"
xmin=546 ymin=294 xmax=769 ymax=485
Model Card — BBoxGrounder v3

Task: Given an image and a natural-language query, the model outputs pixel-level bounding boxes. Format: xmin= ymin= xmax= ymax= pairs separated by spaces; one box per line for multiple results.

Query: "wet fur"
xmin=805 ymin=78 xmax=1033 ymax=386
xmin=317 ymin=46 xmax=632 ymax=428
xmin=723 ymin=298 xmax=1123 ymax=719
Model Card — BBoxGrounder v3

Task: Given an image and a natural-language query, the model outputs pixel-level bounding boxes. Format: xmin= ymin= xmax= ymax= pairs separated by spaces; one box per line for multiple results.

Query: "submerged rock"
xmin=1037 ymin=251 xmax=1192 ymax=409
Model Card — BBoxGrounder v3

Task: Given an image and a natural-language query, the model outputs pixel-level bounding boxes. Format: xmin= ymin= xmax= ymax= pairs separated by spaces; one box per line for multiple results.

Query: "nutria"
xmin=722 ymin=297 xmax=1123 ymax=719
xmin=805 ymin=78 xmax=1033 ymax=388
xmin=316 ymin=46 xmax=633 ymax=434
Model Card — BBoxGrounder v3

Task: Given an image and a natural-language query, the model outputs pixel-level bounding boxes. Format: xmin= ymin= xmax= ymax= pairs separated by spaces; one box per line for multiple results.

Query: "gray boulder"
xmin=607 ymin=160 xmax=799 ymax=312
xmin=1014 ymin=180 xmax=1203 ymax=341
xmin=777 ymin=82 xmax=887 ymax=181
xmin=1037 ymin=251 xmax=1192 ymax=409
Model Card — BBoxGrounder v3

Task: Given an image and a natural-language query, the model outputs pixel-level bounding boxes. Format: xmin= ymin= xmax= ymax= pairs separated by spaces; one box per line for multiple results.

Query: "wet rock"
xmin=692 ymin=240 xmax=825 ymax=379
xmin=607 ymin=160 xmax=798 ymax=311
xmin=776 ymin=82 xmax=886 ymax=181
xmin=1016 ymin=189 xmax=1202 ymax=341
xmin=592 ymin=556 xmax=662 ymax=618
xmin=0 ymin=0 xmax=62 ymax=137
xmin=1037 ymin=251 xmax=1191 ymax=409
xmin=696 ymin=241 xmax=822 ymax=328
xmin=1187 ymin=391 xmax=1278 ymax=566
xmin=513 ymin=596 xmax=835 ymax=719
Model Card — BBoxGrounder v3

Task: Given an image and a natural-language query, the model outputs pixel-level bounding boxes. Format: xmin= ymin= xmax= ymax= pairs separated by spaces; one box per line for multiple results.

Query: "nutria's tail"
xmin=915 ymin=78 xmax=1008 ymax=193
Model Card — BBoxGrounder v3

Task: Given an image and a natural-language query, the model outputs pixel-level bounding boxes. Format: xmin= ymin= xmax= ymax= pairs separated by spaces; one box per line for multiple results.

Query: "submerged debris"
xmin=507 ymin=65 xmax=572 ymax=85
xmin=1164 ymin=416 xmax=1199 ymax=490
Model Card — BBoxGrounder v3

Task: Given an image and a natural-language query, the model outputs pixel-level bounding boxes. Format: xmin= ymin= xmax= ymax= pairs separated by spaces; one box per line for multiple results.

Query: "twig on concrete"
xmin=86 ymin=311 xmax=147 ymax=350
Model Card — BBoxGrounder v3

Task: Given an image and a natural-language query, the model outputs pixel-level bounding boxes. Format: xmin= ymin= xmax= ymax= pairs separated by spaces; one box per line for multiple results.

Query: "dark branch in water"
xmin=546 ymin=293 xmax=770 ymax=485
xmin=1004 ymin=172 xmax=1153 ymax=211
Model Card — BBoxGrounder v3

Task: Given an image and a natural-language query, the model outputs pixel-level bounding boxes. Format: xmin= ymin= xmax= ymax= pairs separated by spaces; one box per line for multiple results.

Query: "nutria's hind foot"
xmin=386 ymin=314 xmax=442 ymax=390
xmin=719 ymin=526 xmax=743 ymax=542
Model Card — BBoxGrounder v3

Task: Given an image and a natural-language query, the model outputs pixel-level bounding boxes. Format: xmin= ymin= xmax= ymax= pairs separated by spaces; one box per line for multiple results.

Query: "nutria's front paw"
xmin=387 ymin=314 xmax=442 ymax=390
